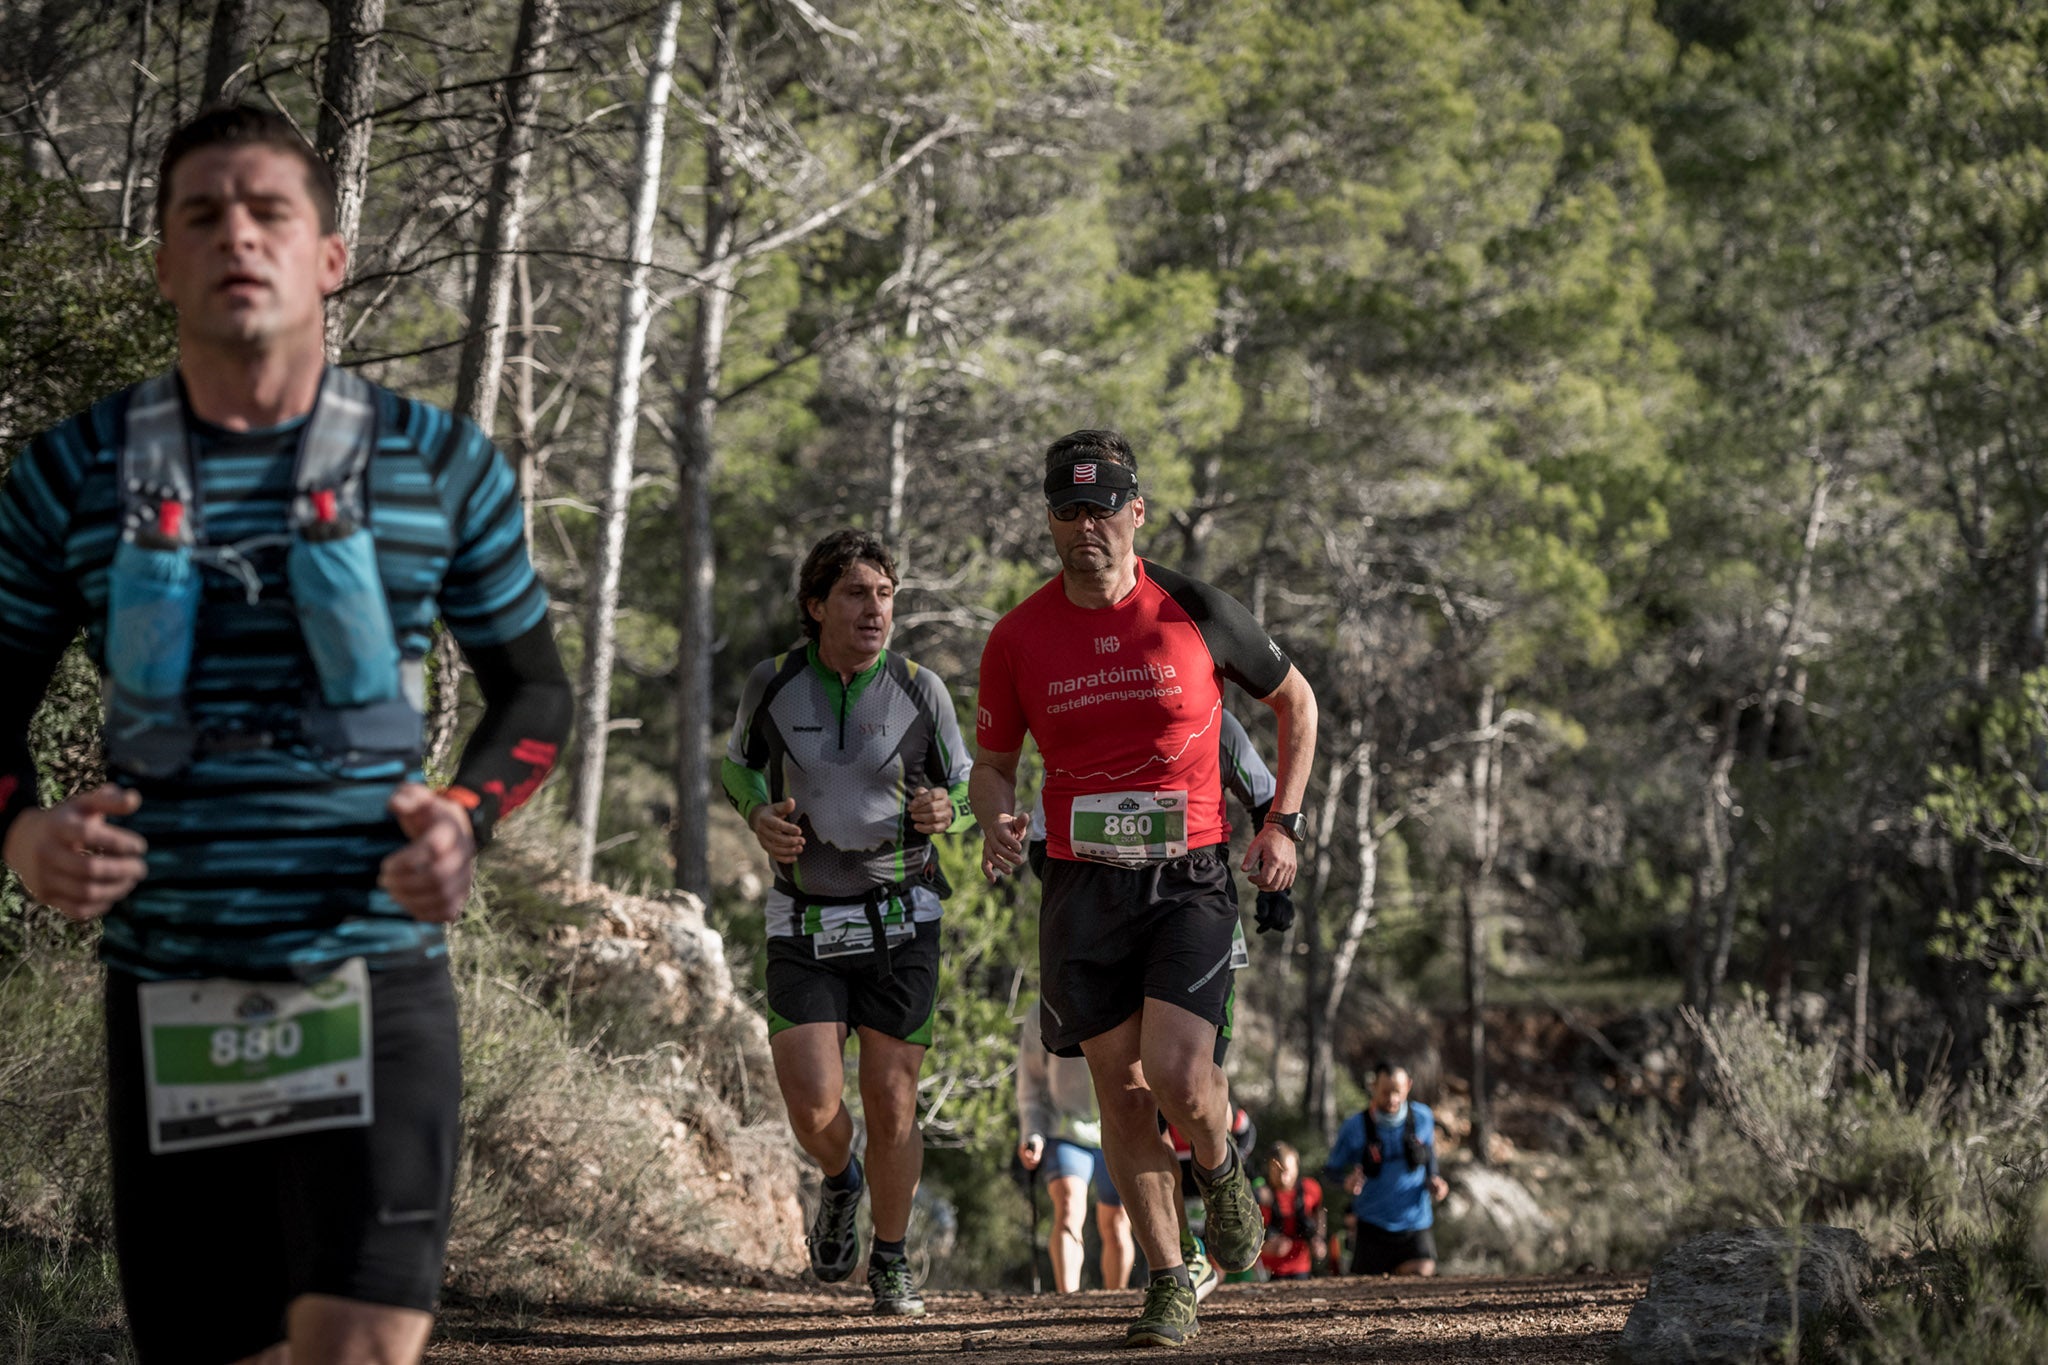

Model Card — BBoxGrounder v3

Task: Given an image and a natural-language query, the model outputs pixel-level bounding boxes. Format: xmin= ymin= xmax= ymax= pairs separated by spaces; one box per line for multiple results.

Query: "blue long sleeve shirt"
xmin=1324 ymin=1102 xmax=1438 ymax=1233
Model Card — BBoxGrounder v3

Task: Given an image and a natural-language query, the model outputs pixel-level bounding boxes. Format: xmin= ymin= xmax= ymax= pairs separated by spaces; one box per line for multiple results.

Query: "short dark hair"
xmin=1371 ymin=1059 xmax=1405 ymax=1079
xmin=157 ymin=105 xmax=339 ymax=235
xmin=1044 ymin=429 xmax=1137 ymax=477
xmin=797 ymin=530 xmax=898 ymax=640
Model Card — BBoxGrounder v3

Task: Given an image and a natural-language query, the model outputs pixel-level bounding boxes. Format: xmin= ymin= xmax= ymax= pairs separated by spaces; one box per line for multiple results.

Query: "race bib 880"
xmin=138 ymin=957 xmax=374 ymax=1154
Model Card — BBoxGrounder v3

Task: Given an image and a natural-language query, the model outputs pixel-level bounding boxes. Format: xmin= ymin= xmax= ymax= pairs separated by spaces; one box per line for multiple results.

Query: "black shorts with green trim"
xmin=1037 ymin=845 xmax=1239 ymax=1059
xmin=106 ymin=959 xmax=460 ymax=1363
xmin=765 ymin=917 xmax=940 ymax=1045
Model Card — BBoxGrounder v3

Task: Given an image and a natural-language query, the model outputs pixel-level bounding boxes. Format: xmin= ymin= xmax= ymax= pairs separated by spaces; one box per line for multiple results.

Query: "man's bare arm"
xmin=1243 ymin=665 xmax=1318 ymax=891
xmin=969 ymin=744 xmax=1030 ymax=880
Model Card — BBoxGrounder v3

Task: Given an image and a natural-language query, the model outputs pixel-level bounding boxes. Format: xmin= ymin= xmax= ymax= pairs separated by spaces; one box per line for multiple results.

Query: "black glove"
xmin=1254 ymin=888 xmax=1294 ymax=934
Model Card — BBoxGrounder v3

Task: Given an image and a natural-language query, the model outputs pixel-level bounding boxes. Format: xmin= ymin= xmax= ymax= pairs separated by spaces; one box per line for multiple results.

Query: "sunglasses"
xmin=1050 ymin=502 xmax=1125 ymax=522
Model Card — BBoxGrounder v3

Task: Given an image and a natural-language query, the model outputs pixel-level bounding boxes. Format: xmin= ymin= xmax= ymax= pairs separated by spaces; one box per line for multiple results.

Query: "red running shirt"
xmin=976 ymin=559 xmax=1290 ymax=862
xmin=1260 ymin=1178 xmax=1324 ymax=1278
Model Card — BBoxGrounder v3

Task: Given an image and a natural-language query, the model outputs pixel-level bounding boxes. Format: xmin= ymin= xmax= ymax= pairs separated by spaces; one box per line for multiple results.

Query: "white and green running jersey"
xmin=723 ymin=645 xmax=972 ymax=938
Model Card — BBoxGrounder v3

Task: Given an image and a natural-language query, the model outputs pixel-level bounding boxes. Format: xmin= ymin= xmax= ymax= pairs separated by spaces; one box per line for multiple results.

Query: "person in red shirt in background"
xmin=1257 ymin=1142 xmax=1327 ymax=1280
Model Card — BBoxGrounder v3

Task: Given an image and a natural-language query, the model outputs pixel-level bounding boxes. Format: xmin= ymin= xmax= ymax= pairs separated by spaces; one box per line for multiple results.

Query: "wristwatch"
xmin=1263 ymin=810 xmax=1307 ymax=843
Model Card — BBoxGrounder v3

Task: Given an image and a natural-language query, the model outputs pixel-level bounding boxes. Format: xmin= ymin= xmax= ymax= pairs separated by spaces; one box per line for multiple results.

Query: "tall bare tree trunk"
xmin=1464 ymin=685 xmax=1504 ymax=1166
xmin=1313 ymin=734 xmax=1380 ymax=1136
xmin=1849 ymin=863 xmax=1873 ymax=1071
xmin=569 ymin=0 xmax=683 ymax=884
xmin=1690 ymin=714 xmax=1736 ymax=1017
xmin=116 ymin=0 xmax=154 ymax=242
xmin=201 ymin=0 xmax=253 ymax=106
xmin=454 ymin=0 xmax=561 ymax=435
xmin=316 ymin=0 xmax=384 ymax=252
xmin=1761 ymin=472 xmax=1831 ymax=1024
xmin=671 ymin=0 xmax=742 ymax=899
xmin=1301 ymin=750 xmax=1352 ymax=1124
xmin=316 ymin=0 xmax=385 ymax=359
xmin=511 ymin=254 xmax=540 ymax=535
xmin=881 ymin=160 xmax=931 ymax=550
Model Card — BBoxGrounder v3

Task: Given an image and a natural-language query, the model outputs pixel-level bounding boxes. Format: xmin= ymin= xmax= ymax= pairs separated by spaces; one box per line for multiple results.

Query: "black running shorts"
xmin=1350 ymin=1221 xmax=1438 ymax=1275
xmin=764 ymin=917 xmax=940 ymax=1045
xmin=105 ymin=958 xmax=462 ymax=1363
xmin=1037 ymin=845 xmax=1239 ymax=1057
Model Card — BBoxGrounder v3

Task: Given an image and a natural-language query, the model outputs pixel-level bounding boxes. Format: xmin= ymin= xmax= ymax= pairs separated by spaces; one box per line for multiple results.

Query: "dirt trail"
xmin=433 ymin=1272 xmax=1646 ymax=1364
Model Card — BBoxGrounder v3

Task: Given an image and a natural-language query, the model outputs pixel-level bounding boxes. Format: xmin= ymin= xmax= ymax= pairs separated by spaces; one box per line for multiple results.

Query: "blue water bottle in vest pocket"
xmin=289 ymin=488 xmax=401 ymax=706
xmin=105 ymin=499 xmax=200 ymax=777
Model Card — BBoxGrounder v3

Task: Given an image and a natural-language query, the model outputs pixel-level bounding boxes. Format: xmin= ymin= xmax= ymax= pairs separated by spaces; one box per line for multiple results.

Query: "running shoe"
xmin=1123 ymin=1275 xmax=1199 ymax=1348
xmin=807 ymin=1157 xmax=863 ymax=1283
xmin=1191 ymin=1149 xmax=1261 ymax=1274
xmin=868 ymin=1254 xmax=926 ymax=1316
xmin=1186 ymin=1238 xmax=1218 ymax=1303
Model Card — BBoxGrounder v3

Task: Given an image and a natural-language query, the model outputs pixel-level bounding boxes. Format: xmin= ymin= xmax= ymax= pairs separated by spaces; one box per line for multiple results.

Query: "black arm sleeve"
xmin=447 ymin=619 xmax=573 ymax=849
xmin=1146 ymin=561 xmax=1293 ymax=698
xmin=0 ymin=648 xmax=65 ymax=849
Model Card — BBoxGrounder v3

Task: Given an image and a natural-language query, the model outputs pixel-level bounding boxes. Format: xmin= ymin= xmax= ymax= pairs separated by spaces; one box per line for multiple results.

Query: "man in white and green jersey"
xmin=722 ymin=529 xmax=972 ymax=1316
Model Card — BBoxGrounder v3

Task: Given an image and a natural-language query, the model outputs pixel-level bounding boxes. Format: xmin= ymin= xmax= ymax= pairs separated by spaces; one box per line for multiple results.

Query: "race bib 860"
xmin=1069 ymin=790 xmax=1190 ymax=863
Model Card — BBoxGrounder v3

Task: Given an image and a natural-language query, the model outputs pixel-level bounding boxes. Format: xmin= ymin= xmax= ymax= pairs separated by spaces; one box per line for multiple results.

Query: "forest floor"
xmin=432 ymin=1270 xmax=1647 ymax=1364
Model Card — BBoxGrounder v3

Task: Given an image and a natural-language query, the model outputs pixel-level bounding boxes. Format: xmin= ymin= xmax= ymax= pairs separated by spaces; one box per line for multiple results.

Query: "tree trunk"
xmin=1464 ymin=685 xmax=1503 ymax=1166
xmin=1316 ymin=735 xmax=1379 ymax=1137
xmin=1301 ymin=750 xmax=1352 ymax=1124
xmin=116 ymin=0 xmax=154 ymax=243
xmin=670 ymin=0 xmax=742 ymax=899
xmin=511 ymin=253 xmax=540 ymax=536
xmin=1461 ymin=880 xmax=1489 ymax=1163
xmin=425 ymin=628 xmax=463 ymax=775
xmin=316 ymin=0 xmax=386 ymax=357
xmin=1761 ymin=472 xmax=1831 ymax=1024
xmin=453 ymin=0 xmax=561 ymax=436
xmin=673 ymin=274 xmax=733 ymax=897
xmin=201 ymin=0 xmax=253 ymax=106
xmin=881 ymin=159 xmax=931 ymax=550
xmin=568 ymin=0 xmax=683 ymax=884
xmin=1849 ymin=863 xmax=1872 ymax=1071
xmin=1681 ymin=711 xmax=1736 ymax=1132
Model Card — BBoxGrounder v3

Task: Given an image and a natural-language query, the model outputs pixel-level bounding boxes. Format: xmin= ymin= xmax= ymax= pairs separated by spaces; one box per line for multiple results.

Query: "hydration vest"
xmin=103 ymin=367 xmax=424 ymax=779
xmin=1271 ymin=1179 xmax=1322 ymax=1241
xmin=1358 ymin=1106 xmax=1431 ymax=1179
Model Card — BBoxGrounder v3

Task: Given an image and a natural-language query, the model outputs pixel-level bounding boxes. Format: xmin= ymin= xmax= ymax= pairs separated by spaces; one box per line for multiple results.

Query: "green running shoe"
xmin=1124 ymin=1275 xmax=1199 ymax=1348
xmin=1191 ymin=1149 xmax=1261 ymax=1274
xmin=868 ymin=1255 xmax=926 ymax=1317
xmin=1186 ymin=1238 xmax=1218 ymax=1303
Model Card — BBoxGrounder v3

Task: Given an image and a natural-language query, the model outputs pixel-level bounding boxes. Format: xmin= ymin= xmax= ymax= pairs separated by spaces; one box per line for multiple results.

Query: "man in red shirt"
xmin=971 ymin=429 xmax=1318 ymax=1347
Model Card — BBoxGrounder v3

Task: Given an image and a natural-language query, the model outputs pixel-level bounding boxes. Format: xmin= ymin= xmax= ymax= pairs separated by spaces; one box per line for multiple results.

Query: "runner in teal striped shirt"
xmin=0 ymin=104 xmax=571 ymax=1365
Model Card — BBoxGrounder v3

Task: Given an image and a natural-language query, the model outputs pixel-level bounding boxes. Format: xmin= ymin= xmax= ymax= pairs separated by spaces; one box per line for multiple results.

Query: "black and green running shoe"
xmin=807 ymin=1157 xmax=864 ymax=1283
xmin=1124 ymin=1275 xmax=1199 ymax=1348
xmin=868 ymin=1254 xmax=926 ymax=1317
xmin=1191 ymin=1149 xmax=1261 ymax=1274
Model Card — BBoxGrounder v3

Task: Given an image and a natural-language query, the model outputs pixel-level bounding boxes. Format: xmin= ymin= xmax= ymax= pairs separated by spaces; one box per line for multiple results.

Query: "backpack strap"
xmin=120 ymin=372 xmax=199 ymax=545
xmin=292 ymin=366 xmax=378 ymax=531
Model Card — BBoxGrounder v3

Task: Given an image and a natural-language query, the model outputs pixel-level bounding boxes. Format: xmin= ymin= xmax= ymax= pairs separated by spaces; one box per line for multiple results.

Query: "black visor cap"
xmin=1044 ymin=458 xmax=1139 ymax=511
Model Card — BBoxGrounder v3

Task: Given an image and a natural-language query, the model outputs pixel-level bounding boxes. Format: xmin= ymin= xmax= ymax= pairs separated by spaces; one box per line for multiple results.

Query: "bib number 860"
xmin=1104 ymin=814 xmax=1156 ymax=838
xmin=209 ymin=1021 xmax=304 ymax=1068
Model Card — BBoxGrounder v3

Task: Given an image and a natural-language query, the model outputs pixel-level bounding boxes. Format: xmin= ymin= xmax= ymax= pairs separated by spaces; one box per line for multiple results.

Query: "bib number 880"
xmin=209 ymin=1020 xmax=304 ymax=1068
xmin=1105 ymin=814 xmax=1156 ymax=838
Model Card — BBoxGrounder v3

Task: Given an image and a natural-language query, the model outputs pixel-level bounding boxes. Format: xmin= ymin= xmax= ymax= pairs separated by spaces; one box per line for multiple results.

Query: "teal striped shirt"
xmin=0 ymin=379 xmax=549 ymax=979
